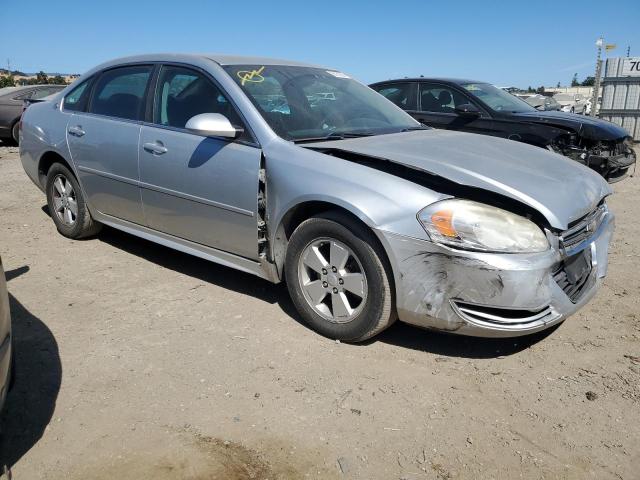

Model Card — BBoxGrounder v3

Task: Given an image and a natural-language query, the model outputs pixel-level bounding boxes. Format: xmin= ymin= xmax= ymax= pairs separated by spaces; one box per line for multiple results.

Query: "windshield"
xmin=462 ymin=83 xmax=536 ymax=113
xmin=224 ymin=65 xmax=421 ymax=141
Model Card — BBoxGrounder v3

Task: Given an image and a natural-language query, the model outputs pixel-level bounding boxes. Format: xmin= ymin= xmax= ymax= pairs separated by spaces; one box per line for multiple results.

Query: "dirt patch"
xmin=65 ymin=429 xmax=299 ymax=480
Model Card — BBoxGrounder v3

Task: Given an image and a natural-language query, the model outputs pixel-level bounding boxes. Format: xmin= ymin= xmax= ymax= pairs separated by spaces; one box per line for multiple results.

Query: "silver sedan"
xmin=19 ymin=54 xmax=614 ymax=341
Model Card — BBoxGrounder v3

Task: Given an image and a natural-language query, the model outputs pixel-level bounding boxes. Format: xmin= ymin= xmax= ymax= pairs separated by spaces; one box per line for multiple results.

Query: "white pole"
xmin=590 ymin=37 xmax=603 ymax=117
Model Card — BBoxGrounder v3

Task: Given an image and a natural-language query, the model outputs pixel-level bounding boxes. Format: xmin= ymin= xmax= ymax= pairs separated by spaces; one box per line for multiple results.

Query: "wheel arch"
xmin=269 ymin=198 xmax=386 ymax=281
xmin=37 ymin=150 xmax=75 ymax=188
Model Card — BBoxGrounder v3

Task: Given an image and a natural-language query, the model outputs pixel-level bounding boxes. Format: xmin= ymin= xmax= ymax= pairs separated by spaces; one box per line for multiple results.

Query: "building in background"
xmin=600 ymin=57 xmax=640 ymax=141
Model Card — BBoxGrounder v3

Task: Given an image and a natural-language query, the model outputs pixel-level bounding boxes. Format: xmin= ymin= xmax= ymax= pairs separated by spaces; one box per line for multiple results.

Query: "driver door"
xmin=416 ymin=83 xmax=494 ymax=135
xmin=139 ymin=64 xmax=261 ymax=260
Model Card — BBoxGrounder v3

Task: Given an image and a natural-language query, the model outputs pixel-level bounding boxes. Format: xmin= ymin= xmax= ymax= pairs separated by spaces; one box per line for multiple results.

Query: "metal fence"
xmin=599 ymin=57 xmax=640 ymax=141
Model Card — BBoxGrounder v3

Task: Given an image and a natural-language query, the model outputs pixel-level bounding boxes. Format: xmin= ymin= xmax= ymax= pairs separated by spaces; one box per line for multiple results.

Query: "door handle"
xmin=68 ymin=125 xmax=85 ymax=137
xmin=143 ymin=141 xmax=168 ymax=155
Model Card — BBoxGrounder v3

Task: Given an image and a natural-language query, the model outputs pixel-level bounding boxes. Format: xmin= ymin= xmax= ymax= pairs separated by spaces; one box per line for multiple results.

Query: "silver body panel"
xmin=0 ymin=257 xmax=11 ymax=413
xmin=19 ymin=54 xmax=615 ymax=337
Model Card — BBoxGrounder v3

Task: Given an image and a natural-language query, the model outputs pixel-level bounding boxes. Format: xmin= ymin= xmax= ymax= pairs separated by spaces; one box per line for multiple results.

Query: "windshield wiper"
xmin=400 ymin=126 xmax=430 ymax=132
xmin=294 ymin=132 xmax=374 ymax=143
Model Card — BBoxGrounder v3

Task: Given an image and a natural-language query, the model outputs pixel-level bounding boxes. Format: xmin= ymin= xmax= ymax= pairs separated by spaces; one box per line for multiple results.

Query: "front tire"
xmin=45 ymin=163 xmax=102 ymax=239
xmin=285 ymin=212 xmax=395 ymax=342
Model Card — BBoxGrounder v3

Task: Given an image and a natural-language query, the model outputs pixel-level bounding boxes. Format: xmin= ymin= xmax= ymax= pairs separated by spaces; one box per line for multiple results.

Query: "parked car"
xmin=553 ymin=93 xmax=588 ymax=114
xmin=585 ymin=96 xmax=601 ymax=116
xmin=0 ymin=85 xmax=65 ymax=144
xmin=371 ymin=78 xmax=635 ymax=182
xmin=21 ymin=55 xmax=614 ymax=341
xmin=0 ymin=255 xmax=12 ymax=417
xmin=518 ymin=94 xmax=561 ymax=111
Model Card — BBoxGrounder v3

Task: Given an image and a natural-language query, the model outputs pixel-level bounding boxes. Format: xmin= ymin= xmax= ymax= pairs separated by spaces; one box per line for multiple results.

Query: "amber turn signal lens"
xmin=431 ymin=210 xmax=457 ymax=237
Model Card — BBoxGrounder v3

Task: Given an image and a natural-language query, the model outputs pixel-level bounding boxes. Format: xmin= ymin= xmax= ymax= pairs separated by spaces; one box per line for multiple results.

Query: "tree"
xmin=51 ymin=75 xmax=67 ymax=85
xmin=581 ymin=76 xmax=595 ymax=86
xmin=0 ymin=75 xmax=16 ymax=87
xmin=556 ymin=81 xmax=561 ymax=88
xmin=570 ymin=73 xmax=579 ymax=87
xmin=36 ymin=70 xmax=49 ymax=84
xmin=536 ymin=86 xmax=545 ymax=94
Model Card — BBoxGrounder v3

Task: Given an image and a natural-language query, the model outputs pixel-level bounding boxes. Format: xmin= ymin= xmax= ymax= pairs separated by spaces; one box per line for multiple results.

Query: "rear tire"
xmin=285 ymin=211 xmax=396 ymax=342
xmin=45 ymin=163 xmax=102 ymax=239
xmin=11 ymin=122 xmax=19 ymax=145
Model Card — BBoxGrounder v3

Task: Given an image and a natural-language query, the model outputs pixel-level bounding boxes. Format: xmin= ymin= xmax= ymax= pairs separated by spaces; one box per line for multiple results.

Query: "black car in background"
xmin=0 ymin=85 xmax=65 ymax=144
xmin=370 ymin=78 xmax=636 ymax=182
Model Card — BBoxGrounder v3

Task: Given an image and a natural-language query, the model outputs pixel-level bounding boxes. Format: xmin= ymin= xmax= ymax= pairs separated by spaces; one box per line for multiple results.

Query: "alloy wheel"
xmin=51 ymin=174 xmax=78 ymax=226
xmin=297 ymin=237 xmax=368 ymax=323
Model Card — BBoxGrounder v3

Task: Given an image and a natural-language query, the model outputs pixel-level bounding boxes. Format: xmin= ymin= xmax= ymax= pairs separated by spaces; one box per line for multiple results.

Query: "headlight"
xmin=417 ymin=199 xmax=549 ymax=253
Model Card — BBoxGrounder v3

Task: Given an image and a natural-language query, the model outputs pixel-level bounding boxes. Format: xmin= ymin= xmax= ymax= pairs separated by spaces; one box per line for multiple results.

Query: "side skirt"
xmin=93 ymin=211 xmax=275 ymax=282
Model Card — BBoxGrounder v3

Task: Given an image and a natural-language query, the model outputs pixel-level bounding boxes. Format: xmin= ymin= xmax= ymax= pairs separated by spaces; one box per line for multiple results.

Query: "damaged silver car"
xmin=19 ymin=54 xmax=614 ymax=341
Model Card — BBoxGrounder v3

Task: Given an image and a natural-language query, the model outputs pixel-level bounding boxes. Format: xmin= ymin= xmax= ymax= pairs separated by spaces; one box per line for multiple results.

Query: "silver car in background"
xmin=0 ymin=256 xmax=11 ymax=415
xmin=518 ymin=94 xmax=561 ymax=111
xmin=553 ymin=92 xmax=588 ymax=114
xmin=20 ymin=54 xmax=614 ymax=341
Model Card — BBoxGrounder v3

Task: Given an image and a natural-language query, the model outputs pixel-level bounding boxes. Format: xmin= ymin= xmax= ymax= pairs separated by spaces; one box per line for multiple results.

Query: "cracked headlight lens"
xmin=417 ymin=199 xmax=549 ymax=253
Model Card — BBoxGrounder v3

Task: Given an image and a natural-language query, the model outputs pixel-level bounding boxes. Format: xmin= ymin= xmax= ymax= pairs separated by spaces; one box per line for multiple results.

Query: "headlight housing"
xmin=417 ymin=199 xmax=549 ymax=253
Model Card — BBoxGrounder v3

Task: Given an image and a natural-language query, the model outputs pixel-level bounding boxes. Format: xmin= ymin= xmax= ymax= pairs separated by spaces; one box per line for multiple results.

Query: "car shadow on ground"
xmin=0 ymin=267 xmax=62 ymax=471
xmin=92 ymin=225 xmax=557 ymax=359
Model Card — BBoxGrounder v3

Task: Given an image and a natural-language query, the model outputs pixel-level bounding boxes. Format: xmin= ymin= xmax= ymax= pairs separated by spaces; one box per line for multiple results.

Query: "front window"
xmin=224 ymin=65 xmax=420 ymax=141
xmin=153 ymin=65 xmax=246 ymax=139
xmin=462 ymin=83 xmax=535 ymax=113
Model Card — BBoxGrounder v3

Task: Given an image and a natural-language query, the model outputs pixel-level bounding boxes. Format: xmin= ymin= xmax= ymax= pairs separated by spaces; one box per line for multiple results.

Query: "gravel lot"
xmin=0 ymin=141 xmax=638 ymax=479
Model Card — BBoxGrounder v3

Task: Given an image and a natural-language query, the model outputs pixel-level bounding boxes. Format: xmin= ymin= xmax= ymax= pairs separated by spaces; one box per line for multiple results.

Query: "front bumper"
xmin=377 ymin=211 xmax=614 ymax=337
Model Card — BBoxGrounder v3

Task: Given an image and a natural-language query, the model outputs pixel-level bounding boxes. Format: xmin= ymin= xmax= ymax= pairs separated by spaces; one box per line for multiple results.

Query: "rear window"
xmin=89 ymin=66 xmax=153 ymax=121
xmin=31 ymin=86 xmax=64 ymax=100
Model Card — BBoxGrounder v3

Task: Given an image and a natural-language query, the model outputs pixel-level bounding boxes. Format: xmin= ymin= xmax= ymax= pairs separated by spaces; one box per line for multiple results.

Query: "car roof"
xmin=88 ymin=53 xmax=323 ymax=71
xmin=371 ymin=77 xmax=486 ymax=86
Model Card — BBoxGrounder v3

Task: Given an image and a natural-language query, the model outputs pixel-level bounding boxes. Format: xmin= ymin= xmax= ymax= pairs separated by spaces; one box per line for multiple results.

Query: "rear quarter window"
xmin=63 ymin=80 xmax=92 ymax=112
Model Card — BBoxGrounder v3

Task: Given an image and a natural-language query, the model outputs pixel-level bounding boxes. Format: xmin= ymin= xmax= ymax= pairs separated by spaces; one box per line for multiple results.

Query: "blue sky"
xmin=1 ymin=0 xmax=638 ymax=88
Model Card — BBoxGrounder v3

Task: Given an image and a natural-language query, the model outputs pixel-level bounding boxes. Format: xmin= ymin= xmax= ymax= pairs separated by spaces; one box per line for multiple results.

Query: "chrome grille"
xmin=560 ymin=205 xmax=606 ymax=251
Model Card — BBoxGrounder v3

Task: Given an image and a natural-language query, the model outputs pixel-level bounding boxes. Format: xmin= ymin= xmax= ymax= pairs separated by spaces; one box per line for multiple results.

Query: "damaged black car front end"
xmin=515 ymin=111 xmax=636 ymax=183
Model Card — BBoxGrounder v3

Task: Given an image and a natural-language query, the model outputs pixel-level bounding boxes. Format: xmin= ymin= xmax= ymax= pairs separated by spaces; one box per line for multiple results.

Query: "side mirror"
xmin=185 ymin=113 xmax=243 ymax=139
xmin=454 ymin=103 xmax=481 ymax=117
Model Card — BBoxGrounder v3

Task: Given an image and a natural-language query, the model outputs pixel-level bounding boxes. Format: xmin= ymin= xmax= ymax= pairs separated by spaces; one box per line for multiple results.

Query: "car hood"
xmin=511 ymin=110 xmax=629 ymax=140
xmin=305 ymin=130 xmax=611 ymax=230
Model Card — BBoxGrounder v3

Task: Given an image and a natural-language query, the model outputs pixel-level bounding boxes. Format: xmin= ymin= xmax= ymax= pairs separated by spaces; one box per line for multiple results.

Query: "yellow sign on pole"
xmin=605 ymin=44 xmax=617 ymax=51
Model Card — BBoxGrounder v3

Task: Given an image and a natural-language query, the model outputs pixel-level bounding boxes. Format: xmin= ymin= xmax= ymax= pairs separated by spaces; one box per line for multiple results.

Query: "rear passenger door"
xmin=138 ymin=65 xmax=261 ymax=260
xmin=66 ymin=65 xmax=153 ymax=225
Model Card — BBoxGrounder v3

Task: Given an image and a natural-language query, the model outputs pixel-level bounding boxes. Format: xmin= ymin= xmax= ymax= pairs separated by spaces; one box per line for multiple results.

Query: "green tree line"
xmin=0 ymin=70 xmax=69 ymax=88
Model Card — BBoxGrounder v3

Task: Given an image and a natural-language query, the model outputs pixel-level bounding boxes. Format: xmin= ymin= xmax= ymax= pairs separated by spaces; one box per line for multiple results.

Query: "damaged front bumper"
xmin=377 ymin=210 xmax=615 ymax=338
xmin=557 ymin=141 xmax=636 ymax=183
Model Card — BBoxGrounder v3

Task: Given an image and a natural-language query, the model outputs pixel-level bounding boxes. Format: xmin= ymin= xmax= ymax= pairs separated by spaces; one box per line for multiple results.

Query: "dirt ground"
xmin=0 ymin=141 xmax=638 ymax=480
